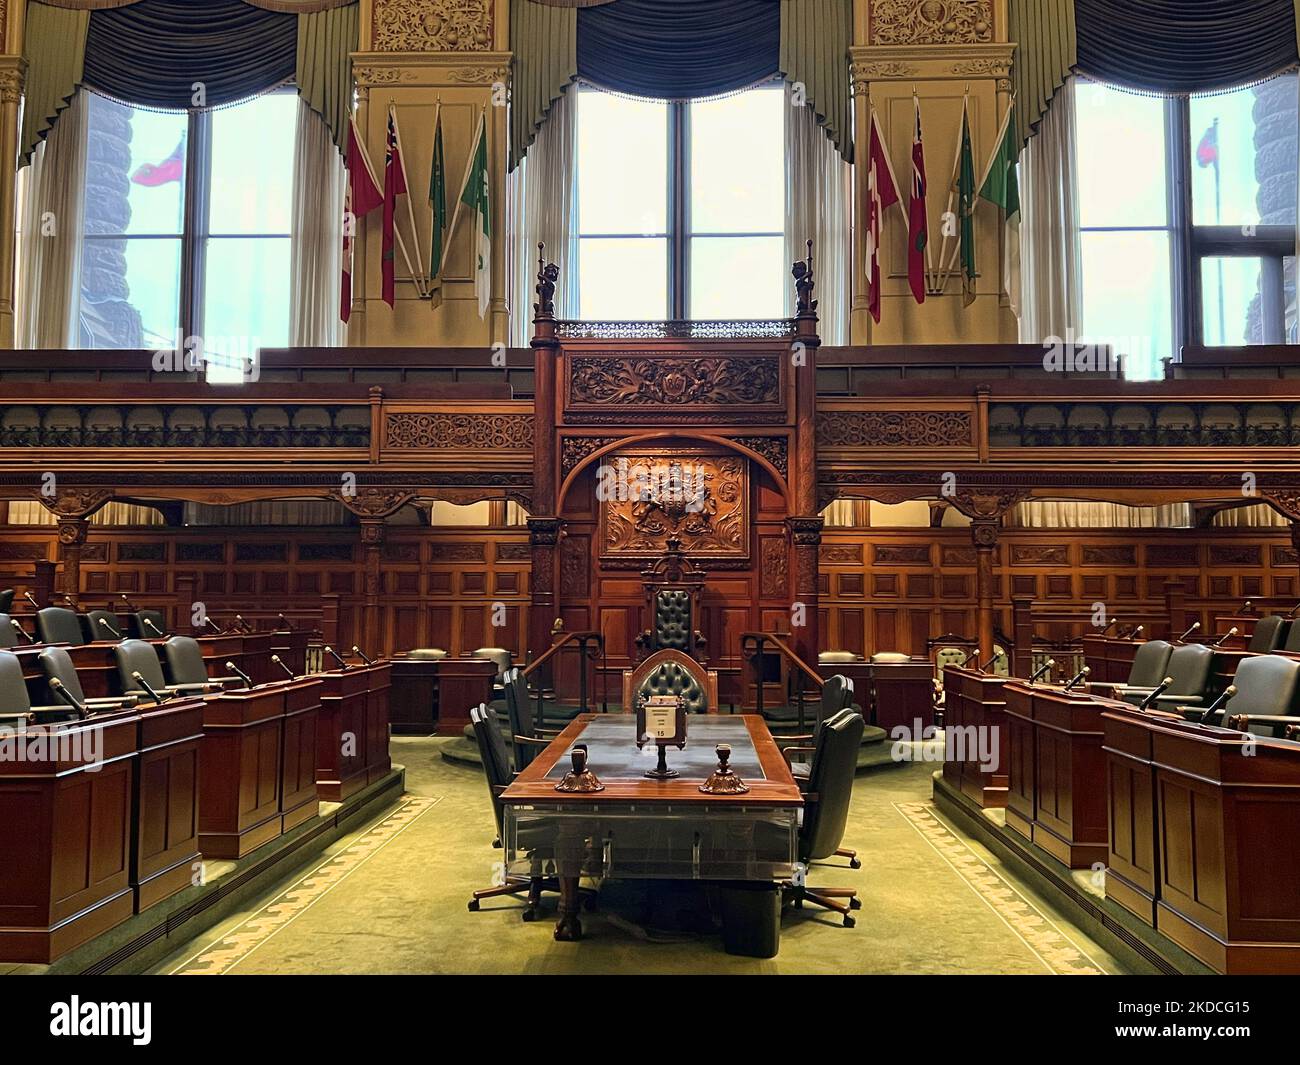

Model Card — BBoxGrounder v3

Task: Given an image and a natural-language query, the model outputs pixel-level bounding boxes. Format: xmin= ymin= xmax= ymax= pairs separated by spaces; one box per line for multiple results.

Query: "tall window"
xmin=79 ymin=91 xmax=296 ymax=367
xmin=1075 ymin=76 xmax=1298 ymax=377
xmin=575 ymin=83 xmax=784 ymax=320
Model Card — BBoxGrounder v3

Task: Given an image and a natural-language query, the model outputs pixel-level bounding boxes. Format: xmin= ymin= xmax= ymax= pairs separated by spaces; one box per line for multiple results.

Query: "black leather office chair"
xmin=0 ymin=613 xmax=17 ymax=649
xmin=161 ymin=636 xmax=243 ymax=690
xmin=129 ymin=609 xmax=169 ymax=639
xmin=786 ymin=675 xmax=854 ymax=778
xmin=782 ymin=707 xmax=865 ymax=926
xmin=1204 ymin=656 xmax=1300 ymax=733
xmin=113 ymin=638 xmax=214 ymax=700
xmin=501 ymin=667 xmax=560 ymax=771
xmin=0 ymin=649 xmax=79 ymax=724
xmin=80 ymin=609 xmax=125 ymax=643
xmin=37 ymin=646 xmax=137 ymax=711
xmin=1093 ymin=639 xmax=1173 ymax=697
xmin=1247 ymin=615 xmax=1288 ymax=653
xmin=0 ymin=589 xmax=13 ymax=613
xmin=1120 ymin=643 xmax=1214 ymax=708
xmin=466 ymin=703 xmax=596 ymax=921
xmin=36 ymin=606 xmax=86 ymax=646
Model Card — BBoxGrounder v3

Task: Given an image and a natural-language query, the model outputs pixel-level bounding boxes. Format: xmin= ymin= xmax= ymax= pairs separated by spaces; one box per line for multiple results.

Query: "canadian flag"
xmin=341 ymin=119 xmax=383 ymax=324
xmin=865 ymin=108 xmax=901 ymax=325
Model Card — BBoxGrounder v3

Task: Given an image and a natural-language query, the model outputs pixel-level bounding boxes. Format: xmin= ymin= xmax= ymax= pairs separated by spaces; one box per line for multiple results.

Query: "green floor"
xmin=149 ymin=736 xmax=1132 ymax=975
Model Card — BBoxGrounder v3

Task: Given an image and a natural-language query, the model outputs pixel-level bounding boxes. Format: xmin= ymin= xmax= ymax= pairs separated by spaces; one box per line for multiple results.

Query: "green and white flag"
xmin=458 ymin=110 xmax=491 ymax=319
xmin=428 ymin=102 xmax=447 ymax=307
xmin=956 ymin=98 xmax=977 ymax=308
xmin=979 ymin=101 xmax=1021 ymax=318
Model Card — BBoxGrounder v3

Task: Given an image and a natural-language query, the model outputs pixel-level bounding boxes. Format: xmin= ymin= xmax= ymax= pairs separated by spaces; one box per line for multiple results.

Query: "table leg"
xmin=554 ymin=876 xmax=583 ymax=941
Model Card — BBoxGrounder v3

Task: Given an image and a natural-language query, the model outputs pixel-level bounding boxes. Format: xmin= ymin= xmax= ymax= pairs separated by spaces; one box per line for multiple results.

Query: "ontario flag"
xmin=131 ymin=134 xmax=185 ymax=186
xmin=382 ymin=105 xmax=412 ymax=307
xmin=865 ymin=107 xmax=901 ymax=324
xmin=1197 ymin=119 xmax=1219 ymax=170
xmin=341 ymin=119 xmax=382 ymax=324
xmin=908 ymin=96 xmax=928 ymax=304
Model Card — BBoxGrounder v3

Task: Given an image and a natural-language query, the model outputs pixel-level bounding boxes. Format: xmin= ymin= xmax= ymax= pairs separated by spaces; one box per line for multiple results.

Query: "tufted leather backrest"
xmin=1247 ymin=615 xmax=1287 ymax=653
xmin=654 ymin=589 xmax=692 ymax=650
xmin=802 ymin=708 xmax=864 ymax=862
xmin=1226 ymin=656 xmax=1300 ymax=716
xmin=114 ymin=638 xmax=167 ymax=694
xmin=36 ymin=607 xmax=86 ymax=646
xmin=37 ymin=646 xmax=86 ymax=704
xmin=80 ymin=610 xmax=124 ymax=642
xmin=129 ymin=609 xmax=169 ymax=639
xmin=1126 ymin=640 xmax=1173 ymax=688
xmin=162 ymin=637 xmax=209 ymax=686
xmin=470 ymin=704 xmax=512 ymax=837
xmin=1164 ymin=643 xmax=1215 ymax=697
xmin=0 ymin=650 xmax=33 ymax=711
xmin=635 ymin=658 xmax=706 ymax=714
xmin=0 ymin=614 xmax=16 ymax=649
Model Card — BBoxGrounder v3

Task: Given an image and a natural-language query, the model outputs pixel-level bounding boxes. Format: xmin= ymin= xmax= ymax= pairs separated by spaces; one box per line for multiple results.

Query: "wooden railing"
xmin=740 ymin=631 xmax=823 ymax=729
xmin=524 ymin=630 xmax=605 ymax=726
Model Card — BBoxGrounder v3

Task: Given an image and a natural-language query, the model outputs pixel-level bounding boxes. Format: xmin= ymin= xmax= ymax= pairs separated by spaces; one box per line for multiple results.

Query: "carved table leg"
xmin=554 ymin=876 xmax=583 ymax=941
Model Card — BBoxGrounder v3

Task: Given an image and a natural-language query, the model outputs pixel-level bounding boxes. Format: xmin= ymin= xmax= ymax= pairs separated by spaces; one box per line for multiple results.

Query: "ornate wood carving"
xmin=760 ymin=537 xmax=789 ymax=598
xmin=384 ymin=412 xmax=534 ymax=450
xmin=1263 ymin=490 xmax=1300 ymax=522
xmin=1011 ymin=545 xmax=1069 ymax=566
xmin=817 ymin=410 xmax=974 ymax=448
xmin=1081 ymin=545 xmax=1137 ymax=566
xmin=820 ymin=544 xmax=863 ymax=564
xmin=556 ymin=320 xmax=793 ymax=340
xmin=560 ymin=435 xmax=623 ymax=479
xmin=429 ymin=543 xmax=485 ymax=561
xmin=39 ymin=488 xmax=113 ymax=520
xmin=870 ymin=0 xmax=993 ymax=44
xmin=600 ymin=452 xmax=748 ymax=561
xmin=1146 ymin=544 xmax=1199 ymax=567
xmin=332 ymin=487 xmax=415 ymax=519
xmin=875 ymin=544 xmax=931 ymax=565
xmin=560 ymin=535 xmax=590 ymax=596
xmin=568 ymin=355 xmax=781 ymax=409
xmin=948 ymin=488 xmax=1031 ymax=522
xmin=732 ymin=435 xmax=789 ymax=479
xmin=372 ymin=0 xmax=493 ymax=52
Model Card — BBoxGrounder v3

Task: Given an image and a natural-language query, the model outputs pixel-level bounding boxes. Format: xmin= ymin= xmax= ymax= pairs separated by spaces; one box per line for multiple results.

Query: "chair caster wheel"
xmin=849 ymin=897 xmax=862 ymax=910
xmin=843 ymin=915 xmax=856 ymax=928
xmin=467 ymin=899 xmax=480 ymax=911
xmin=522 ymin=909 xmax=538 ymax=922
xmin=794 ymin=898 xmax=803 ymax=909
xmin=849 ymin=857 xmax=862 ymax=869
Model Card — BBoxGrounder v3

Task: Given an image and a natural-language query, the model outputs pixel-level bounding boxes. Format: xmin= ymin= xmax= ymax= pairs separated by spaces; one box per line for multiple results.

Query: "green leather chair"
xmin=1098 ymin=639 xmax=1173 ymax=697
xmin=0 ymin=613 xmax=17 ymax=649
xmin=80 ymin=609 xmax=125 ymax=642
xmin=129 ymin=609 xmax=169 ymax=639
xmin=623 ymin=649 xmax=717 ymax=716
xmin=1120 ymin=643 xmax=1214 ymax=709
xmin=1247 ymin=615 xmax=1288 ymax=653
xmin=502 ymin=666 xmax=561 ymax=770
xmin=37 ymin=646 xmax=137 ymax=711
xmin=0 ymin=650 xmax=78 ymax=725
xmin=1203 ymin=656 xmax=1300 ymax=733
xmin=35 ymin=606 xmax=86 ymax=646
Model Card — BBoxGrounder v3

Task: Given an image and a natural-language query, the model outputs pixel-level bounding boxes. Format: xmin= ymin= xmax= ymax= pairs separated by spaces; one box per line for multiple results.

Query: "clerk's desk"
xmin=941 ymin=665 xmax=1009 ymax=808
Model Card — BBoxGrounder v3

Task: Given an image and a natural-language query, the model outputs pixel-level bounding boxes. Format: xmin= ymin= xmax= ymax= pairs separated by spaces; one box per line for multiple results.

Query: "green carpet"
xmin=148 ymin=737 xmax=1134 ymax=975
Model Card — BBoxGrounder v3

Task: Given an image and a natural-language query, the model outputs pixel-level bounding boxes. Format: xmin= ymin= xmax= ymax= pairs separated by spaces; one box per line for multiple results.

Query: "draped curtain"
xmin=509 ymin=0 xmax=576 ymax=171
xmin=1008 ymin=501 xmax=1193 ymax=529
xmin=19 ymin=2 xmax=89 ymax=165
xmin=290 ymin=100 xmax=345 ymax=345
xmin=37 ymin=0 xmax=354 ymax=9
xmin=779 ymin=0 xmax=852 ymax=163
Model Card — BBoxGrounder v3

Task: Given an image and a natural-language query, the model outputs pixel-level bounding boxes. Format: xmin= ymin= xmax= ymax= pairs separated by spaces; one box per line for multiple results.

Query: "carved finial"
xmin=792 ymin=239 xmax=817 ymax=316
xmin=533 ymin=242 xmax=558 ymax=320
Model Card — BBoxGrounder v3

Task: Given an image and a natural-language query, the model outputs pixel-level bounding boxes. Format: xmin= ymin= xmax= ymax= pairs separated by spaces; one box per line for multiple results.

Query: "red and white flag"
xmin=382 ymin=105 xmax=413 ymax=307
xmin=908 ymin=96 xmax=929 ymax=304
xmin=341 ymin=119 xmax=382 ymax=324
xmin=866 ymin=107 xmax=901 ymax=324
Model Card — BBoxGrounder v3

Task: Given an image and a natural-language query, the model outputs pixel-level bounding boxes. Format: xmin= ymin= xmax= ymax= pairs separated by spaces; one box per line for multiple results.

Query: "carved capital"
xmin=528 ymin=517 xmax=562 ymax=548
xmin=948 ymin=488 xmax=1029 ymax=522
xmin=333 ymin=487 xmax=415 ymax=519
xmin=39 ymin=488 xmax=112 ymax=520
xmin=359 ymin=519 xmax=387 ymax=547
xmin=970 ymin=520 xmax=999 ymax=550
xmin=57 ymin=518 xmax=88 ymax=548
xmin=1263 ymin=490 xmax=1300 ymax=523
xmin=786 ymin=516 xmax=824 ymax=548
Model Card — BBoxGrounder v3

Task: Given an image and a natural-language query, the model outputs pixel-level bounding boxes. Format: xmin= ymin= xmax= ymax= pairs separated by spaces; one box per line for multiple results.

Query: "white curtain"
xmin=1009 ymin=501 xmax=1192 ymax=529
xmin=508 ymin=87 xmax=579 ymax=345
xmin=785 ymin=84 xmax=850 ymax=343
xmin=16 ymin=90 xmax=88 ymax=348
xmin=1018 ymin=79 xmax=1081 ymax=345
xmin=1214 ymin=504 xmax=1290 ymax=528
xmin=289 ymin=99 xmax=346 ymax=346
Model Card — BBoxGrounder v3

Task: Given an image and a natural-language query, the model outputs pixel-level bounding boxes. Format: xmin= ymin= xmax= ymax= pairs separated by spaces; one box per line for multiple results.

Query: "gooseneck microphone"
xmin=1199 ymin=685 xmax=1237 ymax=724
xmin=24 ymin=592 xmax=41 ymax=611
xmin=352 ymin=645 xmax=375 ymax=666
xmin=131 ymin=670 xmax=165 ymax=705
xmin=1125 ymin=625 xmax=1144 ymax=640
xmin=143 ymin=617 xmax=166 ymax=637
xmin=961 ymin=650 xmax=979 ymax=667
xmin=979 ymin=651 xmax=1003 ymax=673
xmin=1099 ymin=618 xmax=1119 ymax=635
xmin=9 ymin=618 xmax=34 ymax=644
xmin=235 ymin=614 xmax=254 ymax=633
xmin=1028 ymin=659 xmax=1055 ymax=685
xmin=1176 ymin=621 xmax=1201 ymax=642
xmin=1139 ymin=676 xmax=1174 ymax=711
xmin=278 ymin=613 xmax=293 ymax=629
xmin=271 ymin=654 xmax=296 ymax=680
xmin=1242 ymin=600 xmax=1254 ymax=615
xmin=95 ymin=616 xmax=122 ymax=640
xmin=324 ymin=645 xmax=350 ymax=671
xmin=1211 ymin=626 xmax=1239 ymax=648
xmin=203 ymin=616 xmax=223 ymax=635
xmin=48 ymin=677 xmax=89 ymax=718
xmin=225 ymin=661 xmax=253 ymax=688
xmin=1063 ymin=665 xmax=1091 ymax=691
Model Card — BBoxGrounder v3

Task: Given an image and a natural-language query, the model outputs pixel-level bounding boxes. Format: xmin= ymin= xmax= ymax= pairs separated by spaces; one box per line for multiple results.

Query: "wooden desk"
xmin=0 ymin=709 xmax=139 ymax=962
xmin=270 ymin=627 xmax=310 ymax=678
xmin=430 ymin=657 xmax=496 ymax=736
xmin=870 ymin=659 xmax=934 ymax=731
xmin=942 ymin=666 xmax=1008 ymax=808
xmin=134 ymin=696 xmax=205 ymax=911
xmin=1004 ymin=681 xmax=1117 ymax=869
xmin=501 ymin=714 xmax=802 ymax=941
xmin=1103 ymin=704 xmax=1300 ymax=973
xmin=315 ymin=662 xmax=391 ymax=801
xmin=1081 ymin=635 xmax=1144 ymax=684
xmin=389 ymin=654 xmax=440 ymax=735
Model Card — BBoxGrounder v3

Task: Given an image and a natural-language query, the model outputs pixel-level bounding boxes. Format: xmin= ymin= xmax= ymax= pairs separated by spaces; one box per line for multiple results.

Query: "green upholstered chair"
xmin=623 ymin=648 xmax=718 ymax=716
xmin=1097 ymin=639 xmax=1173 ymax=698
xmin=0 ymin=614 xmax=16 ymax=649
xmin=80 ymin=609 xmax=125 ymax=643
xmin=114 ymin=638 xmax=216 ymax=700
xmin=781 ymin=708 xmax=865 ymax=926
xmin=1204 ymin=656 xmax=1300 ymax=732
xmin=1284 ymin=622 xmax=1300 ymax=655
xmin=128 ymin=609 xmax=169 ymax=639
xmin=0 ymin=649 xmax=79 ymax=725
xmin=0 ymin=589 xmax=12 ymax=613
xmin=35 ymin=606 xmax=86 ymax=646
xmin=162 ymin=636 xmax=244 ymax=689
xmin=37 ymin=646 xmax=137 ymax=711
xmin=1119 ymin=643 xmax=1214 ymax=708
xmin=406 ymin=648 xmax=447 ymax=660
xmin=502 ymin=666 xmax=561 ymax=770
xmin=1247 ymin=615 xmax=1288 ymax=653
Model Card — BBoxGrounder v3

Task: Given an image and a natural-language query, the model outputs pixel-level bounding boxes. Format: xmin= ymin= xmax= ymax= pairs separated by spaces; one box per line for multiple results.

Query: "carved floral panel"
xmin=373 ymin=0 xmax=493 ymax=52
xmin=384 ymin=412 xmax=534 ymax=450
xmin=870 ymin=0 xmax=994 ymax=45
xmin=566 ymin=352 xmax=784 ymax=420
xmin=816 ymin=410 xmax=974 ymax=448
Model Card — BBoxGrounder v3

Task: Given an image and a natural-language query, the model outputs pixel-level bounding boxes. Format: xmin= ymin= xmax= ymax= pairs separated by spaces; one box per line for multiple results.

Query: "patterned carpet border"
xmin=894 ymin=801 xmax=1106 ymax=976
xmin=169 ymin=795 xmax=440 ymax=975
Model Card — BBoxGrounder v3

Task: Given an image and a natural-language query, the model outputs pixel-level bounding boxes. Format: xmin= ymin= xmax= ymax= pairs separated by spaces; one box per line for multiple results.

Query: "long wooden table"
xmin=500 ymin=714 xmax=802 ymax=941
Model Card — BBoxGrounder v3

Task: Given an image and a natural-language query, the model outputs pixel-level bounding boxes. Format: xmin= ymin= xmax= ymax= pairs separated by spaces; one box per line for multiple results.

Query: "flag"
xmin=979 ymin=102 xmax=1022 ymax=317
xmin=131 ymin=135 xmax=185 ymax=186
xmin=382 ymin=105 xmax=411 ymax=307
xmin=457 ymin=110 xmax=491 ymax=319
xmin=1196 ymin=121 xmax=1219 ymax=169
xmin=341 ymin=119 xmax=383 ymax=324
xmin=908 ymin=97 xmax=928 ymax=305
xmin=428 ymin=104 xmax=448 ymax=306
xmin=865 ymin=108 xmax=901 ymax=324
xmin=955 ymin=98 xmax=977 ymax=308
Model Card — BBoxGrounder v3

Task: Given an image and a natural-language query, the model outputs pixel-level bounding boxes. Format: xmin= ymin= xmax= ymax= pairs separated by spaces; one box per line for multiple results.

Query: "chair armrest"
xmin=781 ymin=745 xmax=816 ymax=767
xmin=514 ymin=734 xmax=552 ymax=748
xmin=85 ymin=695 xmax=139 ymax=708
xmin=780 ymin=733 xmax=814 ymax=744
xmin=1226 ymin=714 xmax=1300 ymax=728
xmin=164 ymin=682 xmax=220 ymax=694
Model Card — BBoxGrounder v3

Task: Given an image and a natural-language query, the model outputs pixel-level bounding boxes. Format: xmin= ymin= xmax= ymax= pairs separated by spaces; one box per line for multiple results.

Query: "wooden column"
xmin=950 ymin=489 xmax=1029 ymax=667
xmin=529 ymin=248 xmax=561 ymax=669
xmin=38 ymin=489 xmax=111 ymax=607
xmin=332 ymin=488 xmax=415 ymax=653
xmin=789 ymin=242 xmax=822 ymax=665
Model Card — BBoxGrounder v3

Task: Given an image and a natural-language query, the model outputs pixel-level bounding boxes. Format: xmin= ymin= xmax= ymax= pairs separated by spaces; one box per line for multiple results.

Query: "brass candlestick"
xmin=555 ymin=745 xmax=604 ymax=793
xmin=700 ymin=743 xmax=749 ymax=795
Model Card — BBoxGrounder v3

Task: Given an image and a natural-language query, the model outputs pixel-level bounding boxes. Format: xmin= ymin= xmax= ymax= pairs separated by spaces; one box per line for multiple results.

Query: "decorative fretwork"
xmin=987 ymin=402 xmax=1300 ymax=448
xmin=760 ymin=537 xmax=788 ymax=598
xmin=556 ymin=319 xmax=794 ymax=340
xmin=731 ymin=435 xmax=789 ymax=479
xmin=569 ymin=355 xmax=781 ymax=408
xmin=372 ymin=0 xmax=493 ymax=52
xmin=384 ymin=412 xmax=534 ymax=451
xmin=869 ymin=0 xmax=994 ymax=45
xmin=560 ymin=435 xmax=623 ymax=479
xmin=816 ymin=410 xmax=974 ymax=448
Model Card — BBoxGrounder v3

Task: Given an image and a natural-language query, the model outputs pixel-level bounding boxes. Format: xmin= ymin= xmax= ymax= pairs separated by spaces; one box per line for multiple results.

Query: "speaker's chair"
xmin=623 ymin=648 xmax=718 ymax=716
xmin=36 ymin=606 xmax=86 ymax=646
xmin=635 ymin=537 xmax=707 ymax=662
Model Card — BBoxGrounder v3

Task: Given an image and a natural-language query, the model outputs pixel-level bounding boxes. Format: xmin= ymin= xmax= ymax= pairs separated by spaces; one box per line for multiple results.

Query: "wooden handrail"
xmin=523 ymin=630 xmax=601 ymax=677
xmin=740 ymin=631 xmax=823 ymax=689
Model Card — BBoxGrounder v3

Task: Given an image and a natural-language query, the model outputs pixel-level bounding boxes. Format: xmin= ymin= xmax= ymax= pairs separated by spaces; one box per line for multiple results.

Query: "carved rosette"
xmin=869 ymin=0 xmax=994 ymax=45
xmin=57 ymin=519 xmax=88 ymax=547
xmin=372 ymin=0 xmax=493 ymax=52
xmin=816 ymin=411 xmax=974 ymax=449
xmin=567 ymin=354 xmax=782 ymax=410
xmin=385 ymin=413 xmax=534 ymax=451
xmin=333 ymin=487 xmax=416 ymax=520
xmin=970 ymin=521 xmax=999 ymax=549
xmin=359 ymin=521 xmax=386 ymax=547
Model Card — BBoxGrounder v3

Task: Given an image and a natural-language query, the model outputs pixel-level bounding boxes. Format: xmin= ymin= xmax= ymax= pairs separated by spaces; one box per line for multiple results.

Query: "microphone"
xmin=131 ymin=670 xmax=165 ymax=705
xmin=1199 ymin=685 xmax=1237 ymax=724
xmin=961 ymin=650 xmax=979 ymax=667
xmin=271 ymin=654 xmax=296 ymax=680
xmin=95 ymin=616 xmax=122 ymax=640
xmin=143 ymin=617 xmax=166 ymax=637
xmin=9 ymin=618 xmax=34 ymax=644
xmin=1028 ymin=659 xmax=1055 ymax=685
xmin=278 ymin=613 xmax=293 ymax=629
xmin=1125 ymin=625 xmax=1144 ymax=641
xmin=1211 ymin=626 xmax=1239 ymax=648
xmin=24 ymin=592 xmax=40 ymax=610
xmin=1063 ymin=665 xmax=1090 ymax=691
xmin=1176 ymin=621 xmax=1201 ymax=642
xmin=324 ymin=645 xmax=350 ymax=671
xmin=1098 ymin=618 xmax=1119 ymax=635
xmin=352 ymin=645 xmax=375 ymax=666
xmin=1288 ymin=602 xmax=1300 ymax=620
xmin=1242 ymin=600 xmax=1254 ymax=615
xmin=225 ymin=660 xmax=253 ymax=688
xmin=979 ymin=651 xmax=1003 ymax=672
xmin=1139 ymin=676 xmax=1174 ymax=711
xmin=203 ymin=616 xmax=223 ymax=634
xmin=48 ymin=677 xmax=89 ymax=718
xmin=235 ymin=614 xmax=254 ymax=633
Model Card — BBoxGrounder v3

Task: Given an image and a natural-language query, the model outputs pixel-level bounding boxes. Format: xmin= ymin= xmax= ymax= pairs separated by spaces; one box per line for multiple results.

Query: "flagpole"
xmin=354 ymin=116 xmax=426 ymax=302
xmin=933 ymin=87 xmax=970 ymax=296
xmin=917 ymin=89 xmax=936 ymax=293
xmin=390 ymin=101 xmax=429 ymax=299
xmin=441 ymin=105 xmax=487 ymax=270
xmin=430 ymin=96 xmax=444 ymax=279
xmin=974 ymin=96 xmax=1015 ymax=303
xmin=1213 ymin=116 xmax=1225 ymax=344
